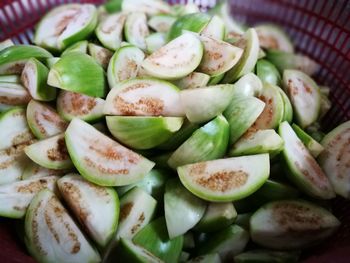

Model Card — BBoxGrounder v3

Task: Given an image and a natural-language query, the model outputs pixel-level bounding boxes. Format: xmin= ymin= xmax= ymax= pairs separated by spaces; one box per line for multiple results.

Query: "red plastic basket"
xmin=0 ymin=0 xmax=350 ymax=262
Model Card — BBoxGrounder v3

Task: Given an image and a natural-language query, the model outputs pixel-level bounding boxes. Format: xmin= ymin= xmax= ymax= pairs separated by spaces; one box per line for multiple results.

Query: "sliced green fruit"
xmin=256 ymin=59 xmax=281 ymax=85
xmin=142 ymin=32 xmax=203 ymax=80
xmin=197 ymin=225 xmax=249 ymax=261
xmin=164 ymin=179 xmax=206 ymax=238
xmin=319 ymin=120 xmax=350 ymax=198
xmin=168 ymin=115 xmax=229 ymax=169
xmin=104 ymin=78 xmax=184 ymax=116
xmin=201 ymin=15 xmax=226 ymax=40
xmin=0 ymin=83 xmax=31 ymax=111
xmin=234 ymin=250 xmax=300 ymax=263
xmin=145 ymin=33 xmax=167 ymax=53
xmin=208 ymin=73 xmax=224 ymax=85
xmin=255 ymin=24 xmax=294 ymax=52
xmin=34 ymin=4 xmax=97 ymax=51
xmin=0 ymin=75 xmax=20 ymax=83
xmin=222 ymin=28 xmax=260 ymax=83
xmin=26 ymin=100 xmax=68 ymax=139
xmin=224 ymin=96 xmax=265 ymax=144
xmin=232 ymin=73 xmax=263 ymax=97
xmin=0 ymin=39 xmax=14 ymax=51
xmin=188 ymin=254 xmax=221 ymax=263
xmin=24 ymin=133 xmax=73 ymax=170
xmin=65 ymin=118 xmax=155 ymax=186
xmin=0 ymin=107 xmax=34 ymax=150
xmin=57 ymin=174 xmax=119 ymax=248
xmin=180 ymin=85 xmax=235 ymax=123
xmin=194 ymin=202 xmax=237 ymax=233
xmin=279 ymin=121 xmax=335 ymax=199
xmin=170 ymin=3 xmax=200 ymax=16
xmin=148 ymin=14 xmax=176 ymax=33
xmin=57 ymin=90 xmax=105 ymax=122
xmin=22 ymin=162 xmax=67 ymax=180
xmin=178 ymin=154 xmax=270 ymax=202
xmin=283 ymin=69 xmax=321 ymax=128
xmin=88 ymin=43 xmax=113 ymax=70
xmin=250 ymin=199 xmax=340 ymax=249
xmin=45 ymin=57 xmax=60 ymax=69
xmin=175 ymin=72 xmax=210 ymax=90
xmin=319 ymin=92 xmax=331 ymax=118
xmin=279 ymin=88 xmax=293 ymax=123
xmin=107 ymin=45 xmax=145 ymax=88
xmin=96 ymin=13 xmax=127 ymax=51
xmin=198 ymin=35 xmax=243 ymax=76
xmin=24 ymin=189 xmax=101 ymax=263
xmin=0 ymin=176 xmax=58 ymax=218
xmin=292 ymin=124 xmax=324 ymax=157
xmin=125 ymin=12 xmax=149 ymax=50
xmin=229 ymin=129 xmax=284 ymax=157
xmin=61 ymin=40 xmax=88 ymax=56
xmin=106 ymin=116 xmax=184 ymax=149
xmin=122 ymin=0 xmax=171 ymax=15
xmin=133 ymin=217 xmax=183 ymax=263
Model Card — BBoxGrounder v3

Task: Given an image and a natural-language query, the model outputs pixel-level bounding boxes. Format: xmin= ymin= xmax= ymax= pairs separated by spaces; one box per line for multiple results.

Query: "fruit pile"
xmin=0 ymin=0 xmax=349 ymax=262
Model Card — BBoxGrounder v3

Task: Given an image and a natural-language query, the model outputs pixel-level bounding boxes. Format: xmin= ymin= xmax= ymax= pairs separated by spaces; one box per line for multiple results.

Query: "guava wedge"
xmin=232 ymin=73 xmax=263 ymax=97
xmin=201 ymin=15 xmax=226 ymax=40
xmin=292 ymin=124 xmax=324 ymax=157
xmin=122 ymin=0 xmax=171 ymax=15
xmin=145 ymin=33 xmax=167 ymax=53
xmin=0 ymin=39 xmax=14 ymax=51
xmin=175 ymin=72 xmax=210 ymax=90
xmin=255 ymin=24 xmax=294 ymax=52
xmin=148 ymin=14 xmax=176 ymax=33
xmin=256 ymin=59 xmax=281 ymax=85
xmin=124 ymin=12 xmax=149 ymax=50
xmin=61 ymin=40 xmax=88 ymax=56
xmin=22 ymin=162 xmax=68 ymax=180
xmin=87 ymin=43 xmax=113 ymax=70
xmin=279 ymin=88 xmax=293 ymax=123
xmin=0 ymin=83 xmax=31 ymax=112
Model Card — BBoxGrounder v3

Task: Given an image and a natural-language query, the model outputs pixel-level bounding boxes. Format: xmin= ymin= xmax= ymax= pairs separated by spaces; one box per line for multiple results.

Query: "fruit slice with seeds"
xmin=175 ymin=72 xmax=210 ymax=90
xmin=256 ymin=59 xmax=281 ymax=85
xmin=148 ymin=14 xmax=176 ymax=33
xmin=87 ymin=43 xmax=113 ymax=70
xmin=255 ymin=24 xmax=294 ymax=52
xmin=124 ymin=12 xmax=149 ymax=50
xmin=22 ymin=162 xmax=68 ymax=180
xmin=61 ymin=40 xmax=88 ymax=56
xmin=201 ymin=15 xmax=226 ymax=40
xmin=0 ymin=83 xmax=31 ymax=112
xmin=292 ymin=124 xmax=324 ymax=158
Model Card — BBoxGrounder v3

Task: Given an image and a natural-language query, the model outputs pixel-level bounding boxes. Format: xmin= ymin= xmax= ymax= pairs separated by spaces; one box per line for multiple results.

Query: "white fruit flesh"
xmin=122 ymin=0 xmax=171 ymax=15
xmin=22 ymin=162 xmax=67 ymax=180
xmin=232 ymin=73 xmax=263 ymax=97
xmin=255 ymin=24 xmax=294 ymax=52
xmin=0 ymin=83 xmax=31 ymax=109
xmin=201 ymin=15 xmax=226 ymax=40
xmin=125 ymin=12 xmax=149 ymax=50
xmin=175 ymin=72 xmax=210 ymax=90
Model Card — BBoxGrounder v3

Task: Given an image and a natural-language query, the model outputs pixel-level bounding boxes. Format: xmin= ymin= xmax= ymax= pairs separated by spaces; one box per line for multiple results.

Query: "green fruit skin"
xmin=256 ymin=59 xmax=281 ymax=85
xmin=292 ymin=123 xmax=324 ymax=157
xmin=279 ymin=88 xmax=293 ymax=123
xmin=61 ymin=40 xmax=88 ymax=56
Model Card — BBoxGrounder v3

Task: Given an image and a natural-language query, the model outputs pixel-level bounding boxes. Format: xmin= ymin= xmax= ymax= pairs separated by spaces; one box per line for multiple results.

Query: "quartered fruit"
xmin=125 ymin=12 xmax=149 ymax=50
xmin=145 ymin=33 xmax=167 ymax=53
xmin=188 ymin=254 xmax=221 ymax=263
xmin=168 ymin=115 xmax=229 ymax=169
xmin=180 ymin=85 xmax=235 ymax=123
xmin=255 ymin=24 xmax=294 ymax=52
xmin=48 ymin=52 xmax=106 ymax=98
xmin=279 ymin=88 xmax=293 ymax=123
xmin=133 ymin=217 xmax=183 ymax=263
xmin=148 ymin=14 xmax=176 ymax=33
xmin=319 ymin=121 xmax=350 ymax=198
xmin=104 ymin=78 xmax=184 ymax=117
xmin=61 ymin=40 xmax=88 ymax=56
xmin=34 ymin=4 xmax=97 ymax=51
xmin=106 ymin=116 xmax=183 ymax=149
xmin=0 ymin=74 xmax=20 ymax=83
xmin=279 ymin=121 xmax=335 ymax=199
xmin=170 ymin=3 xmax=200 ymax=16
xmin=22 ymin=162 xmax=67 ymax=180
xmin=65 ymin=119 xmax=155 ymax=186
xmin=0 ymin=83 xmax=31 ymax=111
xmin=87 ymin=43 xmax=113 ymax=69
xmin=24 ymin=133 xmax=73 ymax=170
xmin=45 ymin=57 xmax=60 ymax=68
xmin=232 ymin=73 xmax=263 ymax=97
xmin=107 ymin=45 xmax=145 ymax=88
xmin=194 ymin=202 xmax=237 ymax=233
xmin=283 ymin=70 xmax=321 ymax=128
xmin=0 ymin=45 xmax=52 ymax=75
xmin=178 ymin=154 xmax=270 ymax=202
xmin=24 ymin=189 xmax=101 ymax=263
xmin=256 ymin=59 xmax=281 ymax=85
xmin=57 ymin=174 xmax=119 ymax=247
xmin=201 ymin=15 xmax=226 ymax=40
xmin=121 ymin=0 xmax=171 ymax=15
xmin=96 ymin=13 xmax=127 ymax=50
xmin=164 ymin=179 xmax=206 ymax=238
xmin=175 ymin=72 xmax=210 ymax=90
xmin=141 ymin=33 xmax=203 ymax=80
xmin=26 ymin=100 xmax=68 ymax=139
xmin=208 ymin=73 xmax=225 ymax=85
xmin=250 ymin=200 xmax=340 ymax=249
xmin=0 ymin=107 xmax=34 ymax=150
xmin=234 ymin=250 xmax=300 ymax=263
xmin=57 ymin=90 xmax=105 ymax=122
xmin=0 ymin=176 xmax=58 ymax=218
xmin=292 ymin=124 xmax=324 ymax=157
xmin=198 ymin=35 xmax=243 ymax=76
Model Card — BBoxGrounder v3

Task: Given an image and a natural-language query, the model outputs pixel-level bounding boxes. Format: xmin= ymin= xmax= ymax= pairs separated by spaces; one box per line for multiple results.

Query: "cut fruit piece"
xmin=87 ymin=43 xmax=113 ymax=70
xmin=0 ymin=107 xmax=34 ymax=150
xmin=96 ymin=13 xmax=127 ymax=50
xmin=180 ymin=84 xmax=235 ymax=123
xmin=107 ymin=45 xmax=145 ymax=88
xmin=292 ymin=124 xmax=324 ymax=157
xmin=256 ymin=59 xmax=281 ymax=85
xmin=0 ymin=83 xmax=31 ymax=111
xmin=148 ymin=14 xmax=176 ymax=33
xmin=279 ymin=88 xmax=293 ymax=123
xmin=175 ymin=72 xmax=210 ymax=90
xmin=229 ymin=129 xmax=284 ymax=157
xmin=65 ymin=119 xmax=155 ymax=186
xmin=198 ymin=35 xmax=243 ymax=76
xmin=222 ymin=28 xmax=260 ymax=83
xmin=0 ymin=75 xmax=20 ymax=83
xmin=232 ymin=73 xmax=263 ymax=97
xmin=24 ymin=189 xmax=101 ymax=263
xmin=26 ymin=100 xmax=68 ymax=139
xmin=164 ymin=179 xmax=206 ymax=238
xmin=45 ymin=57 xmax=60 ymax=68
xmin=0 ymin=39 xmax=14 ymax=51
xmin=48 ymin=52 xmax=106 ymax=98
xmin=57 ymin=90 xmax=105 ymax=122
xmin=61 ymin=40 xmax=88 ymax=56
xmin=141 ymin=33 xmax=203 ymax=80
xmin=133 ymin=217 xmax=183 ymax=263
xmin=22 ymin=162 xmax=68 ymax=180
xmin=279 ymin=121 xmax=335 ymax=199
xmin=168 ymin=13 xmax=211 ymax=41
xmin=201 ymin=15 xmax=226 ymax=40
xmin=224 ymin=96 xmax=265 ymax=144
xmin=0 ymin=176 xmax=58 ymax=218
xmin=283 ymin=69 xmax=321 ymax=128
xmin=106 ymin=116 xmax=184 ymax=150
xmin=319 ymin=121 xmax=350 ymax=198
xmin=255 ymin=24 xmax=294 ymax=52
xmin=57 ymin=174 xmax=119 ymax=248
xmin=125 ymin=12 xmax=149 ymax=50
xmin=250 ymin=200 xmax=340 ymax=249
xmin=188 ymin=254 xmax=221 ymax=263
xmin=122 ymin=0 xmax=171 ymax=15
xmin=168 ymin=115 xmax=229 ymax=169
xmin=178 ymin=154 xmax=270 ymax=202
xmin=194 ymin=202 xmax=237 ymax=233
xmin=0 ymin=45 xmax=52 ymax=75
xmin=171 ymin=3 xmax=200 ymax=16
xmin=104 ymin=78 xmax=184 ymax=117
xmin=197 ymin=225 xmax=249 ymax=261
xmin=252 ymin=83 xmax=284 ymax=129
xmin=34 ymin=4 xmax=97 ymax=51
xmin=208 ymin=73 xmax=224 ymax=85
xmin=145 ymin=33 xmax=167 ymax=53
xmin=234 ymin=250 xmax=300 ymax=263
xmin=24 ymin=133 xmax=73 ymax=170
